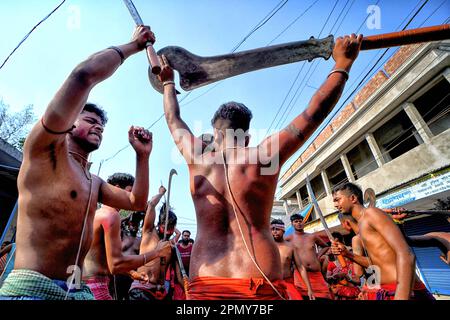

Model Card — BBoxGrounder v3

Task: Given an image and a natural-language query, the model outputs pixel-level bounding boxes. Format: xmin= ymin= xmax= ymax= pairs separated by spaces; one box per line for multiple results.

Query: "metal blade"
xmin=122 ymin=0 xmax=144 ymax=25
xmin=149 ymin=36 xmax=334 ymax=94
xmin=164 ymin=169 xmax=178 ymax=241
xmin=305 ymin=174 xmax=333 ymax=242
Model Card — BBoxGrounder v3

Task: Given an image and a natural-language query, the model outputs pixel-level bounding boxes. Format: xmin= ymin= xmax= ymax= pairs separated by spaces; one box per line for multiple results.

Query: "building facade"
xmin=278 ymin=39 xmax=450 ymax=296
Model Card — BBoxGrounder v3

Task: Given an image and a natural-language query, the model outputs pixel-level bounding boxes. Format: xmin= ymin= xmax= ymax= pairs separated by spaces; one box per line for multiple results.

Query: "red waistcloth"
xmin=284 ymin=277 xmax=303 ymax=300
xmin=85 ymin=275 xmax=113 ymax=300
xmin=362 ymin=280 xmax=435 ymax=300
xmin=188 ymin=276 xmax=288 ymax=300
xmin=294 ymin=270 xmax=332 ymax=299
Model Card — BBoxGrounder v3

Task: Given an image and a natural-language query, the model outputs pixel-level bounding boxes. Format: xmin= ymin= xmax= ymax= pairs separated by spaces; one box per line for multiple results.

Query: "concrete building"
xmin=277 ymin=39 xmax=450 ymax=297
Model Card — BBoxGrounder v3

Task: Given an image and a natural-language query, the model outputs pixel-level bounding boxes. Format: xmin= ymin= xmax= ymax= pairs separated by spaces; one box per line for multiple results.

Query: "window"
xmin=326 ymin=160 xmax=348 ymax=189
xmin=347 ymin=140 xmax=378 ymax=180
xmin=373 ymin=110 xmax=422 ymax=163
xmin=299 ymin=185 xmax=309 ymax=207
xmin=414 ymin=78 xmax=450 ymax=136
xmin=310 ymin=175 xmax=326 ymax=200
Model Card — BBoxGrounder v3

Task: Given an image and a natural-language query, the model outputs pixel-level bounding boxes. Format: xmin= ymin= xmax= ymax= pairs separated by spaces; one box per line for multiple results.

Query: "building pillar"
xmin=283 ymin=200 xmax=289 ymax=216
xmin=365 ymin=133 xmax=386 ymax=168
xmin=403 ymin=102 xmax=434 ymax=144
xmin=321 ymin=170 xmax=332 ymax=196
xmin=340 ymin=154 xmax=356 ymax=182
xmin=295 ymin=190 xmax=303 ymax=210
xmin=443 ymin=67 xmax=450 ymax=83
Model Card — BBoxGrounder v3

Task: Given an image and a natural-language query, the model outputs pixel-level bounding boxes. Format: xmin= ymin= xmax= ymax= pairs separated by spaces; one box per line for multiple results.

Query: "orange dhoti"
xmin=362 ymin=280 xmax=435 ymax=300
xmin=284 ymin=277 xmax=303 ymax=300
xmin=294 ymin=270 xmax=332 ymax=299
xmin=188 ymin=276 xmax=288 ymax=300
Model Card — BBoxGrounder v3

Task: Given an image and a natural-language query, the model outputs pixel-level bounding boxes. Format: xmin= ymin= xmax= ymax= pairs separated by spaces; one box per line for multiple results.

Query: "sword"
xmin=305 ymin=174 xmax=348 ymax=269
xmin=122 ymin=0 xmax=161 ymax=74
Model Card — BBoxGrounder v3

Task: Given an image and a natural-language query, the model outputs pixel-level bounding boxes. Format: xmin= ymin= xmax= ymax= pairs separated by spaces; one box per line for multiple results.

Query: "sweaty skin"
xmin=333 ymin=190 xmax=416 ymax=300
xmin=13 ymin=26 xmax=155 ymax=281
xmin=158 ymin=35 xmax=362 ymax=281
xmin=136 ymin=188 xmax=175 ymax=287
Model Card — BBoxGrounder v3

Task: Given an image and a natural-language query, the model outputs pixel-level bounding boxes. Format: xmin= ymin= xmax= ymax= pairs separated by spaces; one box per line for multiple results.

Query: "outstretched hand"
xmin=128 ymin=126 xmax=152 ymax=156
xmin=131 ymin=25 xmax=156 ymax=50
xmin=332 ymin=33 xmax=363 ymax=68
xmin=158 ymin=55 xmax=174 ymax=82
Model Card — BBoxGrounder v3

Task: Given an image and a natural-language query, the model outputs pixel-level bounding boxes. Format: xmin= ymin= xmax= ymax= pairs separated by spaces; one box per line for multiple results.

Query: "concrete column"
xmin=283 ymin=200 xmax=289 ymax=216
xmin=321 ymin=170 xmax=332 ymax=196
xmin=295 ymin=190 xmax=303 ymax=210
xmin=340 ymin=154 xmax=356 ymax=182
xmin=365 ymin=133 xmax=386 ymax=168
xmin=403 ymin=102 xmax=433 ymax=143
xmin=443 ymin=67 xmax=450 ymax=83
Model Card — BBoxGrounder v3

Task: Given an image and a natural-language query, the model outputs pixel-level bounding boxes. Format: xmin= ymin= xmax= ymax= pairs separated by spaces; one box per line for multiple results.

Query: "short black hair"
xmin=107 ymin=173 xmax=135 ymax=189
xmin=182 ymin=230 xmax=191 ymax=235
xmin=332 ymin=232 xmax=344 ymax=243
xmin=332 ymin=182 xmax=363 ymax=205
xmin=82 ymin=103 xmax=108 ymax=125
xmin=211 ymin=102 xmax=253 ymax=131
xmin=290 ymin=213 xmax=303 ymax=222
xmin=158 ymin=203 xmax=177 ymax=226
xmin=338 ymin=213 xmax=357 ymax=224
xmin=271 ymin=219 xmax=284 ymax=225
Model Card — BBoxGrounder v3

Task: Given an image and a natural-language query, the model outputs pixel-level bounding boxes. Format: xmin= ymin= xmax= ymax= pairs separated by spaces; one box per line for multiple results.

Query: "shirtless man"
xmin=157 ymin=34 xmax=362 ymax=299
xmin=0 ymin=26 xmax=155 ymax=300
xmin=271 ymin=219 xmax=313 ymax=300
xmin=83 ymin=173 xmax=171 ymax=300
xmin=286 ymin=214 xmax=332 ymax=299
xmin=129 ymin=187 xmax=180 ymax=300
xmin=331 ymin=182 xmax=435 ymax=300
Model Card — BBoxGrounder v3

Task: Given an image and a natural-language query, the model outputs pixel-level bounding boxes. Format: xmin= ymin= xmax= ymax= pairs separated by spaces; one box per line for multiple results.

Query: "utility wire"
xmin=0 ymin=0 xmax=66 ymax=71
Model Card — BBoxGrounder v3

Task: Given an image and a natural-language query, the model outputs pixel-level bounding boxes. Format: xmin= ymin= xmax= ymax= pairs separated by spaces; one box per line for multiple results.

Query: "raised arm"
xmin=259 ymin=34 xmax=362 ymax=167
xmin=142 ymin=186 xmax=167 ymax=234
xmin=24 ymin=26 xmax=155 ymax=155
xmin=101 ymin=211 xmax=171 ymax=275
xmin=367 ymin=208 xmax=416 ymax=300
xmin=101 ymin=127 xmax=152 ymax=211
xmin=158 ymin=56 xmax=203 ymax=164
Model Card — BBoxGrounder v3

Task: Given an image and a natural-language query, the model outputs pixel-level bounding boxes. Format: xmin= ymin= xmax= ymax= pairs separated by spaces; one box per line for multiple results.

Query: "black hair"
xmin=182 ymin=230 xmax=191 ymax=235
xmin=332 ymin=182 xmax=363 ymax=205
xmin=158 ymin=203 xmax=177 ymax=226
xmin=271 ymin=219 xmax=284 ymax=225
xmin=82 ymin=103 xmax=108 ymax=125
xmin=107 ymin=172 xmax=135 ymax=189
xmin=211 ymin=101 xmax=253 ymax=131
xmin=290 ymin=213 xmax=303 ymax=222
xmin=331 ymin=232 xmax=344 ymax=243
xmin=338 ymin=212 xmax=358 ymax=224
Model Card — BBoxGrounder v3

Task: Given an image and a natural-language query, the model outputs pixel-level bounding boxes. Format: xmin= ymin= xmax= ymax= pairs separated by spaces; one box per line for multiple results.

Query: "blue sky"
xmin=1 ymin=0 xmax=449 ymax=239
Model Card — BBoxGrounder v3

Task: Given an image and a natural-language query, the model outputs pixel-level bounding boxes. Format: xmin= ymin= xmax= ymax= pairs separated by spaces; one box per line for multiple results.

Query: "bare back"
xmin=290 ymin=233 xmax=322 ymax=272
xmin=15 ymin=130 xmax=102 ymax=280
xmin=189 ymin=148 xmax=282 ymax=280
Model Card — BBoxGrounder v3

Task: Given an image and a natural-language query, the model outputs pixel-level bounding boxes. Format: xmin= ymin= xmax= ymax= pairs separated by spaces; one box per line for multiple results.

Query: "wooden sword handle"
xmin=361 ymin=24 xmax=450 ymax=50
xmin=146 ymin=42 xmax=161 ymax=74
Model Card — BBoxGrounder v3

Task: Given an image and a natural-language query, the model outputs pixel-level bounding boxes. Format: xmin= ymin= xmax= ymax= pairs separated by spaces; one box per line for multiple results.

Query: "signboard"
xmin=376 ymin=170 xmax=450 ymax=209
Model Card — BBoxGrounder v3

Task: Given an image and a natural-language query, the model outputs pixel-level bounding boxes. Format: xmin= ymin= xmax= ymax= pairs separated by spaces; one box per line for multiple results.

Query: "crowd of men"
xmin=0 ymin=25 xmax=448 ymax=300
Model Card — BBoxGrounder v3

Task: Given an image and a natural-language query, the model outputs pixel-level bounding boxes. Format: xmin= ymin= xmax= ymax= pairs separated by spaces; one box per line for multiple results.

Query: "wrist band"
xmin=143 ymin=253 xmax=147 ymax=265
xmin=328 ymin=68 xmax=349 ymax=81
xmin=163 ymin=81 xmax=175 ymax=87
xmin=108 ymin=46 xmax=125 ymax=65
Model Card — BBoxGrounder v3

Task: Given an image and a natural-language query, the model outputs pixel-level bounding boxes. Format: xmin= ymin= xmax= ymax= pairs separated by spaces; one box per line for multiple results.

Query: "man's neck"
xmin=351 ymin=204 xmax=365 ymax=222
xmin=68 ymin=141 xmax=90 ymax=169
xmin=294 ymin=229 xmax=305 ymax=235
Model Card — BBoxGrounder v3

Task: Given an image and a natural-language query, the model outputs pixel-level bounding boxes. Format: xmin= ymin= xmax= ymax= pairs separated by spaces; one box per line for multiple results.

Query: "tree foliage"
xmin=0 ymin=99 xmax=36 ymax=150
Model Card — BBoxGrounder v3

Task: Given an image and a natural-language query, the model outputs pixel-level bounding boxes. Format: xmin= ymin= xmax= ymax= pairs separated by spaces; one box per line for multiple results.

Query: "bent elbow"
xmin=132 ymin=199 xmax=147 ymax=211
xmin=70 ymin=65 xmax=95 ymax=87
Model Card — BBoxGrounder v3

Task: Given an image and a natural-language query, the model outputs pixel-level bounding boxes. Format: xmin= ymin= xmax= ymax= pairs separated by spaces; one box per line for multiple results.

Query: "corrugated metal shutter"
xmin=404 ymin=215 xmax=450 ymax=295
